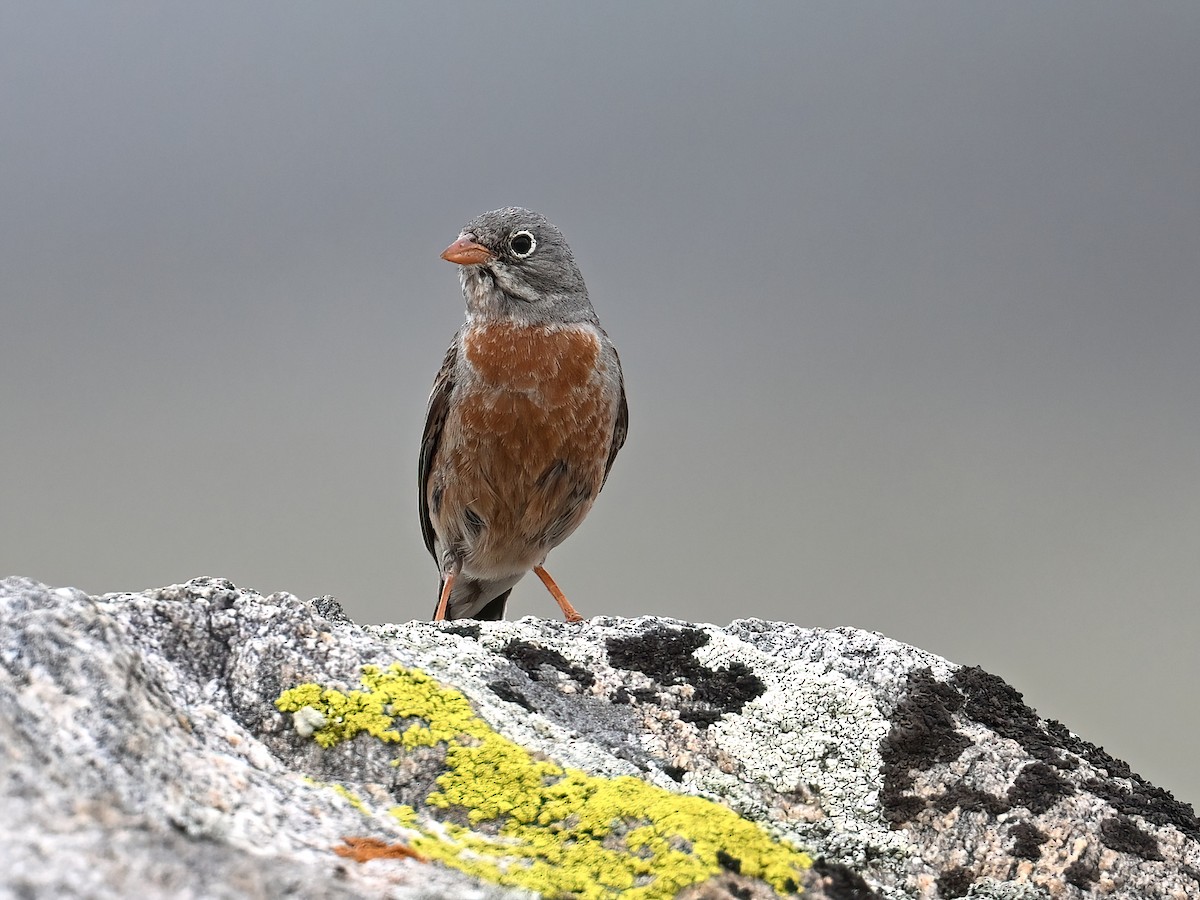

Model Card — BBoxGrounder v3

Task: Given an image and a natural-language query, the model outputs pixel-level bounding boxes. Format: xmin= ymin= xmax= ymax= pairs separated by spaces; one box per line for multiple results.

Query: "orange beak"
xmin=440 ymin=236 xmax=495 ymax=266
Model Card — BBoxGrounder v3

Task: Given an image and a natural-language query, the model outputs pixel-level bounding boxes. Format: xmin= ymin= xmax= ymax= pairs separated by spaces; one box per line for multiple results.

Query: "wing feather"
xmin=418 ymin=338 xmax=459 ymax=561
xmin=601 ymin=356 xmax=628 ymax=489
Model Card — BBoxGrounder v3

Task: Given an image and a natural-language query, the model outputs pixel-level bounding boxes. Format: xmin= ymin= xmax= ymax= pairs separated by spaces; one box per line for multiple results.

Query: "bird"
xmin=419 ymin=207 xmax=628 ymax=622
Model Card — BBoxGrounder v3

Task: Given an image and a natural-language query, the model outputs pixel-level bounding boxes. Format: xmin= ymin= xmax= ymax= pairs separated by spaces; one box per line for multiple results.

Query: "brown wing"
xmin=601 ymin=365 xmax=628 ymax=490
xmin=418 ymin=338 xmax=458 ymax=561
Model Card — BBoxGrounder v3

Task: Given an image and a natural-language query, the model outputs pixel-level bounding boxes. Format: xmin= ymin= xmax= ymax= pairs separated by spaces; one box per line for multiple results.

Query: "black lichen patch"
xmin=1009 ymin=821 xmax=1046 ymax=860
xmin=1099 ymin=814 xmax=1163 ymax=861
xmin=877 ymin=662 xmax=1199 ymax=864
xmin=883 ymin=671 xmax=971 ymax=770
xmin=1008 ymin=761 xmax=1075 ymax=814
xmin=1064 ymin=857 xmax=1099 ymax=889
xmin=952 ymin=666 xmax=1070 ymax=768
xmin=883 ymin=793 xmax=927 ymax=826
xmin=1045 ymin=719 xmax=1129 ymax=777
xmin=954 ymin=668 xmax=1200 ymax=841
xmin=487 ymin=680 xmax=533 ymax=711
xmin=930 ymin=784 xmax=1009 ymax=816
xmin=811 ymin=858 xmax=883 ymax=899
xmin=605 ymin=626 xmax=765 ymax=714
xmin=935 ymin=865 xmax=973 ymax=898
xmin=1082 ymin=775 xmax=1200 ymax=841
xmin=716 ymin=849 xmax=742 ymax=873
xmin=879 ymin=669 xmax=973 ymax=825
xmin=440 ymin=622 xmax=480 ymax=639
xmin=502 ymin=639 xmax=595 ymax=688
xmin=679 ymin=706 xmax=724 ymax=728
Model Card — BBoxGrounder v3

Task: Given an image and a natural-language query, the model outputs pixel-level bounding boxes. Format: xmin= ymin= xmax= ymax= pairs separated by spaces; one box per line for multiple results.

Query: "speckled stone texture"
xmin=1 ymin=576 xmax=1197 ymax=899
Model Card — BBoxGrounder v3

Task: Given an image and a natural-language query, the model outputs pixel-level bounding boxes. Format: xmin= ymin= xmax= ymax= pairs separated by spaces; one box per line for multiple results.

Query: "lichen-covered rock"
xmin=1 ymin=576 xmax=1197 ymax=899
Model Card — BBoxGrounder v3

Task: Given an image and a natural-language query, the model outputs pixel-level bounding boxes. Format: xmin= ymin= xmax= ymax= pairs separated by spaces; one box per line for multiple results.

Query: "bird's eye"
xmin=508 ymin=231 xmax=536 ymax=258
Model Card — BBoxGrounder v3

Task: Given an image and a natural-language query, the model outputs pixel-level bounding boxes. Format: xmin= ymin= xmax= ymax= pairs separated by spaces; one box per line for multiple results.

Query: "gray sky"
xmin=3 ymin=3 xmax=1198 ymax=807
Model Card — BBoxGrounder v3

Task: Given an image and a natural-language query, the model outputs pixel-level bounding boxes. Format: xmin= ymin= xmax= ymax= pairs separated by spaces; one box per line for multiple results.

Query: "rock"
xmin=1 ymin=576 xmax=1196 ymax=899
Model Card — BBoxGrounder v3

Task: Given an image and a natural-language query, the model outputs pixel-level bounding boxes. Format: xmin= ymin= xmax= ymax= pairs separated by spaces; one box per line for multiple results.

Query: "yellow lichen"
xmin=328 ymin=782 xmax=372 ymax=817
xmin=277 ymin=664 xmax=810 ymax=897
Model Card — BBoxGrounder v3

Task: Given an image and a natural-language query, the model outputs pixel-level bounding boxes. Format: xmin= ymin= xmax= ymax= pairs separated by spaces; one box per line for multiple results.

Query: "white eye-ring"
xmin=508 ymin=230 xmax=537 ymax=258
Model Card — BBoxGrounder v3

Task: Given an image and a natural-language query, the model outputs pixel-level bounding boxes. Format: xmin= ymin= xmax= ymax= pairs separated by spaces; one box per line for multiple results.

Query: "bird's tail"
xmin=433 ymin=575 xmax=519 ymax=621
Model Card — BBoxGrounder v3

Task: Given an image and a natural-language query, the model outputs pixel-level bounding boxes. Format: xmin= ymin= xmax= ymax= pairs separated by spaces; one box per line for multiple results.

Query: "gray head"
xmin=440 ymin=207 xmax=597 ymax=325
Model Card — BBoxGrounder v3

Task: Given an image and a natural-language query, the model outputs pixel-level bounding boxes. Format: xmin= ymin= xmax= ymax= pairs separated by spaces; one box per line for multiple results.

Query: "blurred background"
xmin=3 ymin=3 xmax=1197 ymax=806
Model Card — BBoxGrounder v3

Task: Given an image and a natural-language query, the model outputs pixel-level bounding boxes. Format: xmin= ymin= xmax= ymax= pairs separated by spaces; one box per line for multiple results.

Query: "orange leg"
xmin=433 ymin=570 xmax=456 ymax=621
xmin=533 ymin=565 xmax=584 ymax=623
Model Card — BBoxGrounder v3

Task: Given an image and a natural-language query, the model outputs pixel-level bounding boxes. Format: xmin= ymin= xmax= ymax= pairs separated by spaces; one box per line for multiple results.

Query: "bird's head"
xmin=441 ymin=207 xmax=596 ymax=326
